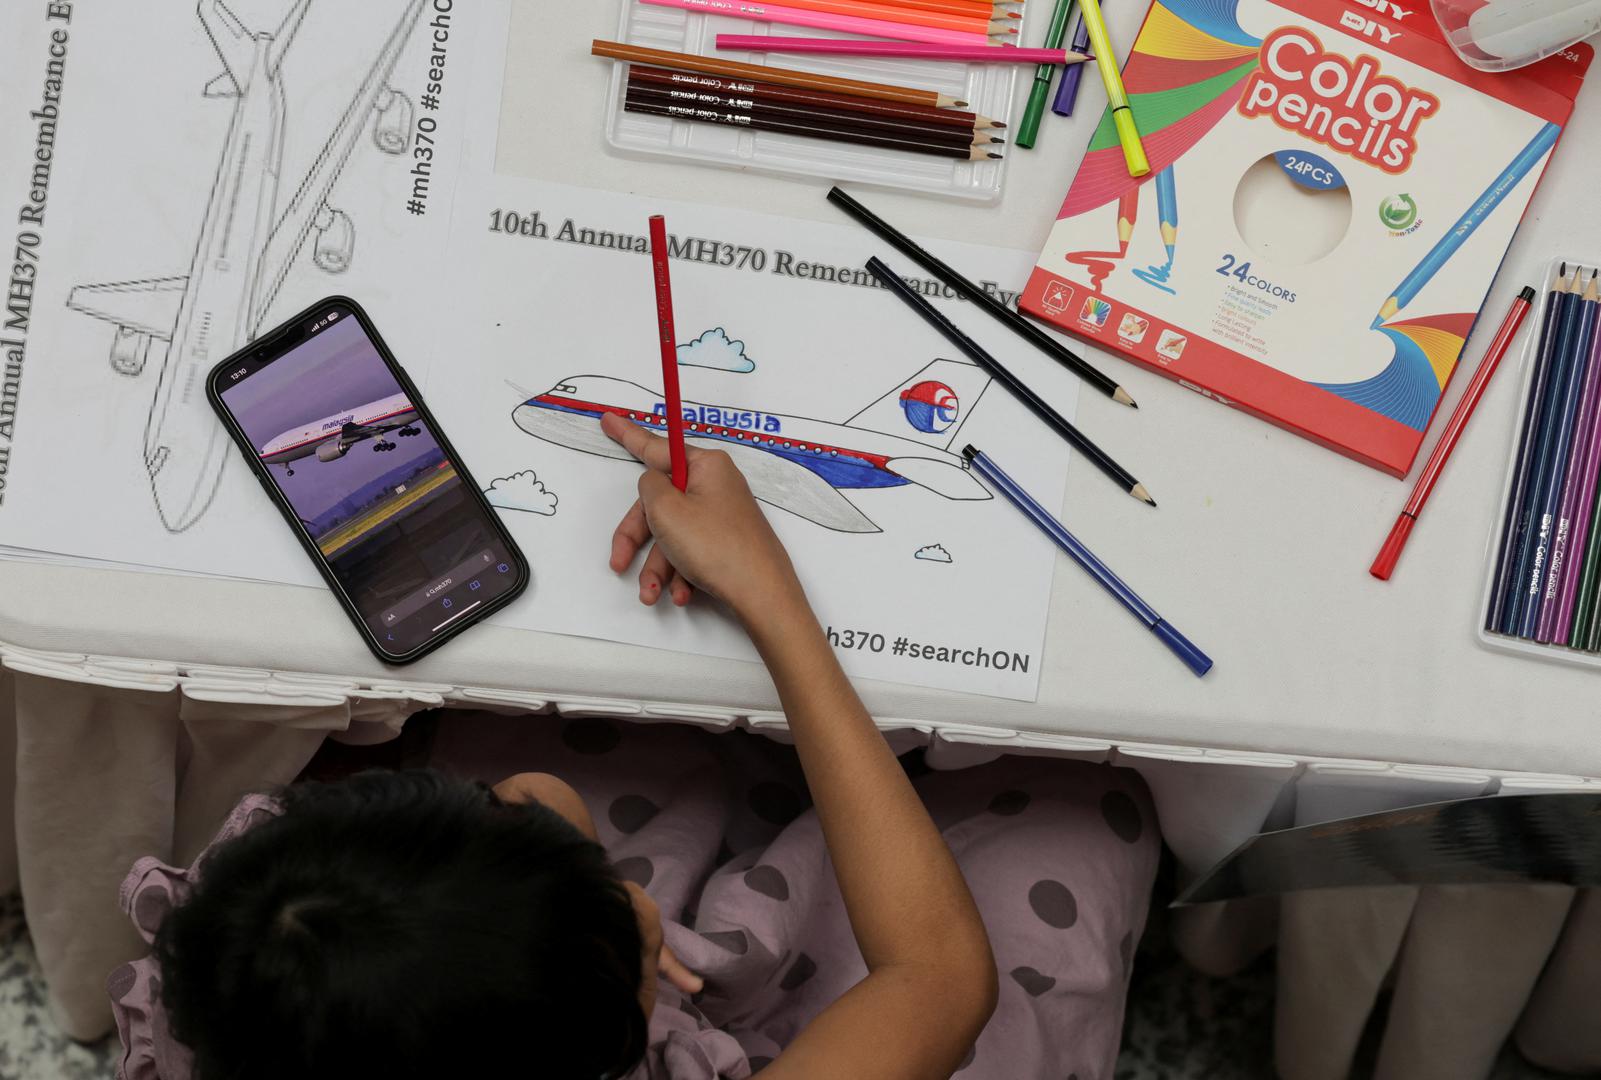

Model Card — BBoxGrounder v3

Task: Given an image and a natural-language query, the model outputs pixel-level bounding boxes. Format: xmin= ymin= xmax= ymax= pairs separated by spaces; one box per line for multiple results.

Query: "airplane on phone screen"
xmin=65 ymin=0 xmax=425 ymax=532
xmin=260 ymin=392 xmax=422 ymax=476
xmin=512 ymin=358 xmax=994 ymax=534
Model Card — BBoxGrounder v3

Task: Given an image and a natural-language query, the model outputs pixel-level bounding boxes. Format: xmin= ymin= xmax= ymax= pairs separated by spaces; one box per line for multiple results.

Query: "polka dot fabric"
xmin=106 ymin=715 xmax=1158 ymax=1080
xmin=107 ymin=795 xmax=283 ymax=1080
xmin=430 ymin=713 xmax=1159 ymax=1080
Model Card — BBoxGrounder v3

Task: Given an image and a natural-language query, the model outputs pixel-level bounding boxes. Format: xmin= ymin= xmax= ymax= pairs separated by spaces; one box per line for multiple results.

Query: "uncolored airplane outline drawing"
xmin=509 ymin=357 xmax=995 ymax=534
xmin=258 ymin=391 xmax=423 ymax=476
xmin=66 ymin=0 xmax=426 ymax=533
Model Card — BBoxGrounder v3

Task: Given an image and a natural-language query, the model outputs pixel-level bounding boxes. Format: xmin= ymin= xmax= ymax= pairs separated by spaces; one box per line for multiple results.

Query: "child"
xmin=109 ymin=413 xmax=1156 ymax=1079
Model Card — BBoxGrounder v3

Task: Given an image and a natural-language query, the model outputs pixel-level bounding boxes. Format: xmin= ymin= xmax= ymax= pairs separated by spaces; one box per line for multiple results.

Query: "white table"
xmin=2 ymin=2 xmax=1599 ymax=1073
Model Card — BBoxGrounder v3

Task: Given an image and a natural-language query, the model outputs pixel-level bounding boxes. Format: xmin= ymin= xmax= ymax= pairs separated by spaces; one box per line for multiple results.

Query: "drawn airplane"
xmin=65 ymin=0 xmax=425 ymax=532
xmin=512 ymin=359 xmax=994 ymax=534
xmin=259 ymin=392 xmax=422 ymax=477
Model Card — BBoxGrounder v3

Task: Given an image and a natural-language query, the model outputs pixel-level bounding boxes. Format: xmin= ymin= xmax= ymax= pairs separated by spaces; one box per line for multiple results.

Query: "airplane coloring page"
xmin=421 ymin=173 xmax=1077 ymax=699
xmin=0 ymin=0 xmax=491 ymax=587
xmin=0 ymin=1 xmax=1077 ymax=698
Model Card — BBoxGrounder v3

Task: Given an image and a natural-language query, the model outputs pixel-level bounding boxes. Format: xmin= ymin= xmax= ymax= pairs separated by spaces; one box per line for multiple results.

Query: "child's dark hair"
xmin=153 ymin=769 xmax=648 ymax=1080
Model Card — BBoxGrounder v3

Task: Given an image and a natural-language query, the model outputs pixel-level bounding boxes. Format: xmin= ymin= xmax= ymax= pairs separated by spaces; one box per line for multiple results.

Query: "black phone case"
xmin=205 ymin=296 xmax=530 ymax=665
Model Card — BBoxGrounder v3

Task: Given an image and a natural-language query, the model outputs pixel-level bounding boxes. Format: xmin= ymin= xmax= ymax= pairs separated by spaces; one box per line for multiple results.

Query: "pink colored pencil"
xmin=717 ymin=35 xmax=1093 ymax=62
xmin=640 ymin=0 xmax=999 ymax=45
xmin=1546 ymin=325 xmax=1601 ymax=638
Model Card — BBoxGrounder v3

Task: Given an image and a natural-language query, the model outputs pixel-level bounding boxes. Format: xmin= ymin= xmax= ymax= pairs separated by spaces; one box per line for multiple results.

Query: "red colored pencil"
xmin=648 ymin=215 xmax=689 ymax=492
xmin=1370 ymin=285 xmax=1536 ymax=580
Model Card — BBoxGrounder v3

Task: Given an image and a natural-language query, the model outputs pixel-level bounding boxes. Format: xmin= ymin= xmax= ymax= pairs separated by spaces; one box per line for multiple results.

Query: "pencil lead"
xmin=987 ymin=152 xmax=1004 ymax=159
xmin=989 ymin=120 xmax=1007 ymax=129
xmin=989 ymin=136 xmax=1005 ymax=144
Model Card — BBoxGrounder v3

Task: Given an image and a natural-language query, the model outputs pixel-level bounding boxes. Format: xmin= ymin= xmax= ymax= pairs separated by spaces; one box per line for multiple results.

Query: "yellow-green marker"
xmin=1078 ymin=0 xmax=1149 ymax=176
xmin=1017 ymin=0 xmax=1076 ymax=150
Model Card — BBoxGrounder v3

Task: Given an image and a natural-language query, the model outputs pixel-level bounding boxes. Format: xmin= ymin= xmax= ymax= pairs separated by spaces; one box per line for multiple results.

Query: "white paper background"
xmin=423 ymin=171 xmax=1075 ymax=700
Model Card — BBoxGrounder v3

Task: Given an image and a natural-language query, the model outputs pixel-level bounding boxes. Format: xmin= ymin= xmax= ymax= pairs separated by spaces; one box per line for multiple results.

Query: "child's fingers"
xmin=601 ymin=410 xmax=675 ymax=473
xmin=610 ymin=498 xmax=651 ymax=573
xmin=638 ymin=543 xmax=675 ymax=605
xmin=658 ymin=943 xmax=704 ymax=994
xmin=668 ymin=569 xmax=693 ymax=607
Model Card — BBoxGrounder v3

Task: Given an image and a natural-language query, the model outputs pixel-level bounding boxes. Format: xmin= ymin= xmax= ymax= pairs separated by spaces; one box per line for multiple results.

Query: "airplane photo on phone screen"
xmin=215 ymin=311 xmax=523 ymax=658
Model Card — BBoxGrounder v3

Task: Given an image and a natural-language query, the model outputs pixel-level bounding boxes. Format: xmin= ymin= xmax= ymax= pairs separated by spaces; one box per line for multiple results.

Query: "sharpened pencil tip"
xmin=1132 ymin=484 xmax=1155 ymax=506
xmin=1113 ymin=387 xmax=1138 ymax=408
xmin=954 ymin=100 xmax=970 ymax=108
xmin=991 ymin=120 xmax=1007 ymax=129
xmin=988 ymin=152 xmax=1003 ymax=159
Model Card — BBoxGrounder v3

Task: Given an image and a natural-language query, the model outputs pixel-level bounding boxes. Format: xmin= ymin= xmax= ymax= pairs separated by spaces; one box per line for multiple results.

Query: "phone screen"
xmin=213 ymin=301 xmax=524 ymax=660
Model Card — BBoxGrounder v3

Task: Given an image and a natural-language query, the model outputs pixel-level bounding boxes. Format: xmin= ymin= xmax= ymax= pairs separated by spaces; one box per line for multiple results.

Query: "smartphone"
xmin=207 ymin=297 xmax=528 ymax=664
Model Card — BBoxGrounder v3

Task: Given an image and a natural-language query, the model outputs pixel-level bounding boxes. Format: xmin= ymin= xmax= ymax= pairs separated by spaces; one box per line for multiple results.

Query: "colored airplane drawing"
xmin=510 ymin=358 xmax=995 ymax=534
xmin=65 ymin=0 xmax=425 ymax=533
xmin=259 ymin=392 xmax=423 ymax=476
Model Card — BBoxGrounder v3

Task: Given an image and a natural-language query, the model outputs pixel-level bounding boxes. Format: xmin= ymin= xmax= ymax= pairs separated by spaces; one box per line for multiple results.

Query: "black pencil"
xmin=828 ymin=186 xmax=1138 ymax=409
xmin=626 ymin=78 xmax=1002 ymax=150
xmin=625 ymin=96 xmax=1003 ymax=162
xmin=865 ymin=257 xmax=1154 ymax=506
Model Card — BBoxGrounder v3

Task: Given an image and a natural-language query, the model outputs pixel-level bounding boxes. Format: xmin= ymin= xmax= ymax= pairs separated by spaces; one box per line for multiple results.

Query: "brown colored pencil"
xmin=625 ymin=95 xmax=1003 ymax=160
xmin=592 ymin=40 xmax=969 ymax=109
xmin=628 ymin=66 xmax=1003 ymax=132
xmin=627 ymin=77 xmax=1001 ymax=148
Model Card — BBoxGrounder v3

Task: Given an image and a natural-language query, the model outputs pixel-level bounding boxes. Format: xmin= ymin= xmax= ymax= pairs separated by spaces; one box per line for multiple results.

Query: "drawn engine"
xmin=109 ymin=326 xmax=151 ymax=377
xmin=314 ymin=207 xmax=355 ymax=274
xmin=316 ymin=440 xmax=351 ymax=463
xmin=373 ymin=89 xmax=413 ymax=155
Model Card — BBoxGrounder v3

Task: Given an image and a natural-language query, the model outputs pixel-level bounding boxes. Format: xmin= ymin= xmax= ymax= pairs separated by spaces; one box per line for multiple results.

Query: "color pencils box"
xmin=605 ymin=2 xmax=1020 ymax=202
xmin=1018 ymin=0 xmax=1591 ymax=476
xmin=1480 ymin=256 xmax=1601 ymax=670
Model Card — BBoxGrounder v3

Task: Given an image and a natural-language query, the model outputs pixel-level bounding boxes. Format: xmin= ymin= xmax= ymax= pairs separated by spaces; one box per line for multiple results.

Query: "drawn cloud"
xmin=678 ymin=327 xmax=755 ymax=373
xmin=914 ymin=544 xmax=953 ymax=564
xmin=485 ymin=471 xmax=559 ymax=516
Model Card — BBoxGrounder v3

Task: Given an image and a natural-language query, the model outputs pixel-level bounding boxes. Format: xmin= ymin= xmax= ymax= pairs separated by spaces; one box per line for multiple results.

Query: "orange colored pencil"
xmin=880 ymin=0 xmax=1022 ymax=16
xmin=778 ymin=0 xmax=1018 ymax=32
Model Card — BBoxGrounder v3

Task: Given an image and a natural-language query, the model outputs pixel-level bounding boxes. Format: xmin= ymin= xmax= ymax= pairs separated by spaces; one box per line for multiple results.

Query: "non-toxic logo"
xmin=1379 ymin=193 xmax=1417 ymax=230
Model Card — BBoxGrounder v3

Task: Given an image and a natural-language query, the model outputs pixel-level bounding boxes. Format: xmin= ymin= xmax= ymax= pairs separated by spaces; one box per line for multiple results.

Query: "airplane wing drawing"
xmin=64 ymin=0 xmax=427 ymax=533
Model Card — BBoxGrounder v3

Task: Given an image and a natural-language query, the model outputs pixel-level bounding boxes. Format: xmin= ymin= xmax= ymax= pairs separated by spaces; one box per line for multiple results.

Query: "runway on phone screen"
xmin=318 ymin=463 xmax=460 ymax=559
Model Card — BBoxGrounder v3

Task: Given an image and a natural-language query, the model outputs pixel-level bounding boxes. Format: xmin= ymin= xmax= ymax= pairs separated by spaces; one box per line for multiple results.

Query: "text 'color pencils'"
xmin=592 ymin=41 xmax=972 ymax=109
xmin=1371 ymin=286 xmax=1535 ymax=580
xmin=865 ymin=256 xmax=1154 ymax=506
xmin=1485 ymin=264 xmax=1601 ymax=653
xmin=827 ymin=187 xmax=1137 ymax=408
xmin=965 ymin=446 xmax=1211 ymax=676
xmin=648 ymin=216 xmax=689 ymax=492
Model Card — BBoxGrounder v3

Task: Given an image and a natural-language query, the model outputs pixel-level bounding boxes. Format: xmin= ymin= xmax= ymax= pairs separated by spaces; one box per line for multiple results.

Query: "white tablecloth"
xmin=2 ymin=0 xmax=1599 ymax=1073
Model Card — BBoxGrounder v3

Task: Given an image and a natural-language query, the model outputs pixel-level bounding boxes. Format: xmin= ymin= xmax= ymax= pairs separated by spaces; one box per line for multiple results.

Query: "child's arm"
xmin=601 ymin=413 xmax=998 ymax=1079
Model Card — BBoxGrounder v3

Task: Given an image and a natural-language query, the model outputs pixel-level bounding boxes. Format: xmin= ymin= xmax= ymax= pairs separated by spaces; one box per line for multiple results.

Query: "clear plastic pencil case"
xmin=603 ymin=1 xmax=1022 ymax=203
xmin=1480 ymin=254 xmax=1601 ymax=668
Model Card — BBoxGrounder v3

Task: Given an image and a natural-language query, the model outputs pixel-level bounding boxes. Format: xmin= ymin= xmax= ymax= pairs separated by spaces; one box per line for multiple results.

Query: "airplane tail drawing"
xmin=199 ymin=0 xmax=312 ymax=92
xmin=847 ymin=358 xmax=992 ymax=452
xmin=847 ymin=358 xmax=993 ymax=501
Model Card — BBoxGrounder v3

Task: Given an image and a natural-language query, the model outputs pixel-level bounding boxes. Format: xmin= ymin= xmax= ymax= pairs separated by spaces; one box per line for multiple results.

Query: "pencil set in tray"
xmin=1481 ymin=257 xmax=1601 ymax=668
xmin=601 ymin=0 xmax=1024 ymax=201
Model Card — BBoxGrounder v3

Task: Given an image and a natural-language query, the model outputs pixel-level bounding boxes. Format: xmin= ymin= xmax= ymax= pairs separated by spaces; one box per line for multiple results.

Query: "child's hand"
xmin=601 ymin=411 xmax=805 ymax=622
xmin=626 ymin=880 xmax=703 ymax=1022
